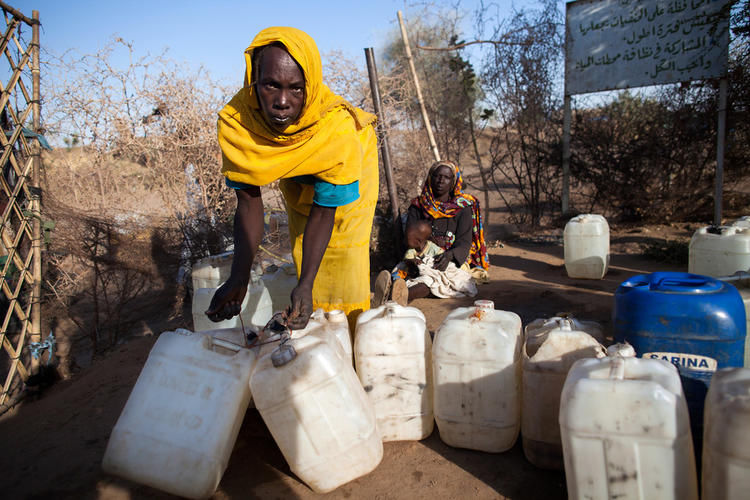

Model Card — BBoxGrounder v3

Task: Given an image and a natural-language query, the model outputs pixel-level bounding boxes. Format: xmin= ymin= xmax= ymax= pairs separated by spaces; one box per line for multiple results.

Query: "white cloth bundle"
xmin=406 ymin=256 xmax=477 ymax=298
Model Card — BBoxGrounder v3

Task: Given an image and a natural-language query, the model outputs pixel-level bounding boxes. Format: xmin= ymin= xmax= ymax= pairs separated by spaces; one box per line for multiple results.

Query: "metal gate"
xmin=0 ymin=2 xmax=43 ymax=412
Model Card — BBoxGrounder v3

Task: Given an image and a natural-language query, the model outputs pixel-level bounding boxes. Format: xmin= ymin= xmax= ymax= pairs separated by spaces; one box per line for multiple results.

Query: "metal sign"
xmin=565 ymin=0 xmax=730 ymax=95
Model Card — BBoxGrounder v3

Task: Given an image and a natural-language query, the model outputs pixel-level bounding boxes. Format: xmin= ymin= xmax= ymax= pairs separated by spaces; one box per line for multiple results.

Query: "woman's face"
xmin=255 ymin=45 xmax=305 ymax=133
xmin=430 ymin=165 xmax=455 ymax=200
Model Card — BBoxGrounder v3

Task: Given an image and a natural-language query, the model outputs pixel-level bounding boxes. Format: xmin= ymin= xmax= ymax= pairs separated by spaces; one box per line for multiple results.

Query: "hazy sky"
xmin=16 ymin=0 xmax=497 ymax=85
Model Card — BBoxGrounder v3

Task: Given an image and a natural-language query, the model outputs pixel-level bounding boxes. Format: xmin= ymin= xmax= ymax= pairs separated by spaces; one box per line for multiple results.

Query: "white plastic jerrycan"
xmin=738 ymin=285 xmax=750 ymax=367
xmin=702 ymin=367 xmax=750 ymax=500
xmin=689 ymin=225 xmax=750 ymax=277
xmin=309 ymin=308 xmax=353 ymax=363
xmin=250 ymin=327 xmax=382 ymax=493
xmin=563 ymin=214 xmax=610 ymax=279
xmin=522 ymin=315 xmax=606 ymax=469
xmin=192 ymin=273 xmax=273 ymax=333
xmin=524 ymin=313 xmax=605 ymax=353
xmin=432 ymin=300 xmax=522 ymax=452
xmin=102 ymin=329 xmax=257 ymax=499
xmin=191 ymin=251 xmax=233 ymax=290
xmin=354 ymin=301 xmax=433 ymax=441
xmin=261 ymin=263 xmax=298 ymax=313
xmin=560 ymin=356 xmax=698 ymax=500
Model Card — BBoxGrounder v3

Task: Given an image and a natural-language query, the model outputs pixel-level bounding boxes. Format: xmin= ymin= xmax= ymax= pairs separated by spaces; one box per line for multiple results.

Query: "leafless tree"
xmin=479 ymin=0 xmax=563 ymax=226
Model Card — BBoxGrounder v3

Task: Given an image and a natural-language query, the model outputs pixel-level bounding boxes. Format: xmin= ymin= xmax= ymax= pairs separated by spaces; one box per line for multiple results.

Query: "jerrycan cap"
xmin=271 ymin=342 xmax=297 ymax=367
xmin=472 ymin=300 xmax=494 ymax=320
xmin=326 ymin=310 xmax=347 ymax=323
xmin=607 ymin=342 xmax=636 ymax=358
xmin=311 ymin=308 xmax=327 ymax=322
xmin=546 ymin=313 xmax=576 ymax=331
xmin=384 ymin=301 xmax=400 ymax=314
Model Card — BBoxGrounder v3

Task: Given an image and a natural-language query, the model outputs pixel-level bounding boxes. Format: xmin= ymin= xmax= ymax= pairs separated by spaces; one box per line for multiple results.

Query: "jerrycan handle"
xmin=608 ymin=357 xmax=626 ymax=380
xmin=648 ymin=272 xmax=712 ymax=292
xmin=203 ymin=336 xmax=245 ymax=356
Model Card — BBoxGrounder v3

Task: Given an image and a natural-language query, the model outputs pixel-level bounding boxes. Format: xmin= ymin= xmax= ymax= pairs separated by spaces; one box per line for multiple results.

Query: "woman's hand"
xmin=433 ymin=250 xmax=454 ymax=272
xmin=285 ymin=283 xmax=313 ymax=329
xmin=206 ymin=278 xmax=248 ymax=322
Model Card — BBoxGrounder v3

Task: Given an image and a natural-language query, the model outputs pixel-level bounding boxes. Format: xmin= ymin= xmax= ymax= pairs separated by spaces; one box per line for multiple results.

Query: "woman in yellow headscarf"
xmin=206 ymin=27 xmax=378 ymax=329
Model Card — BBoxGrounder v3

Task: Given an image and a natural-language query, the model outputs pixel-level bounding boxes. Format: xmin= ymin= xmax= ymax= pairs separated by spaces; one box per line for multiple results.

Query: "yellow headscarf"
xmin=218 ymin=26 xmax=376 ymax=186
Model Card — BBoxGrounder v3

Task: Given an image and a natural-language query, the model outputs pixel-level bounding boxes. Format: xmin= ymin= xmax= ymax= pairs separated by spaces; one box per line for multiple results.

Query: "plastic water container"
xmin=563 ymin=214 xmax=609 ymax=279
xmin=262 ymin=263 xmax=298 ymax=313
xmin=738 ymin=285 xmax=750 ymax=367
xmin=702 ymin=367 xmax=750 ymax=500
xmin=192 ymin=276 xmax=273 ymax=332
xmin=201 ymin=327 xmax=259 ymax=409
xmin=432 ymin=300 xmax=522 ymax=452
xmin=251 ymin=328 xmax=382 ymax=493
xmin=560 ymin=356 xmax=698 ymax=500
xmin=102 ymin=329 xmax=257 ymax=499
xmin=191 ymin=251 xmax=233 ymax=290
xmin=689 ymin=225 xmax=750 ymax=277
xmin=521 ymin=316 xmax=605 ymax=469
xmin=730 ymin=216 xmax=750 ymax=229
xmin=305 ymin=308 xmax=353 ymax=363
xmin=613 ymin=272 xmax=746 ymax=456
xmin=354 ymin=301 xmax=433 ymax=441
xmin=524 ymin=313 xmax=604 ymax=351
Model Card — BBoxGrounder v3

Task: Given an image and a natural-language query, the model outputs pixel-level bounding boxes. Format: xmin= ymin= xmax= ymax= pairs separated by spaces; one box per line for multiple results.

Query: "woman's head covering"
xmin=242 ymin=27 xmax=326 ymax=136
xmin=412 ymin=161 xmax=489 ymax=269
xmin=218 ymin=26 xmax=375 ymax=186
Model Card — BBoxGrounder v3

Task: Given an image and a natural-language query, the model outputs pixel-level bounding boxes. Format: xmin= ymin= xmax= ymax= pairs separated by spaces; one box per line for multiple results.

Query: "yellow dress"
xmin=217 ymin=26 xmax=378 ymax=325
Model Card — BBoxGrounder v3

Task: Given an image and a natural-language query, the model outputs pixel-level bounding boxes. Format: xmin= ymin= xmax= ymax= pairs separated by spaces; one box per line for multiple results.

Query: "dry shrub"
xmin=43 ymin=38 xmax=238 ymax=254
xmin=43 ymin=196 xmax=185 ymax=360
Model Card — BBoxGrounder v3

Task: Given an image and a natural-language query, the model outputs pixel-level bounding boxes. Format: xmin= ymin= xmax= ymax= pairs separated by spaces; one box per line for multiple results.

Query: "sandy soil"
xmin=0 ymin=222 xmax=695 ymax=500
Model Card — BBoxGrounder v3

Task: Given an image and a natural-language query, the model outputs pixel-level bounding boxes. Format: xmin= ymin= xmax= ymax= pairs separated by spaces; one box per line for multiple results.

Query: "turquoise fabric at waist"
xmin=225 ymin=176 xmax=359 ymax=207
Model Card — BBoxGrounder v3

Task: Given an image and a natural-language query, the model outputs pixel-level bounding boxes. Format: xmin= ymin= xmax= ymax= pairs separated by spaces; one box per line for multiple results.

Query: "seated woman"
xmin=373 ymin=160 xmax=489 ymax=305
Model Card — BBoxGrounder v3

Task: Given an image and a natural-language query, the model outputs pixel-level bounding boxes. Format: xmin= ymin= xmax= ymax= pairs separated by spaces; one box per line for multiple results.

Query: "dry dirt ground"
xmin=0 ymin=222 xmax=695 ymax=500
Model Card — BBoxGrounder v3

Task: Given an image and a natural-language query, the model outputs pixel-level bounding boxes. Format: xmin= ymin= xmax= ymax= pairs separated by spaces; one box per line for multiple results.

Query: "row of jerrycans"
xmin=103 ymin=300 xmax=748 ymax=499
xmin=359 ymin=301 xmax=749 ymax=500
xmin=356 ymin=299 xmax=522 ymax=450
xmin=102 ymin=300 xmax=523 ymax=497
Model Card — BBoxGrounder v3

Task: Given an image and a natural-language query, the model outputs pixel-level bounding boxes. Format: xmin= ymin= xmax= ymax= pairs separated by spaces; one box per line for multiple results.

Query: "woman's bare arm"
xmin=206 ymin=186 xmax=264 ymax=321
xmin=285 ymin=202 xmax=336 ymax=329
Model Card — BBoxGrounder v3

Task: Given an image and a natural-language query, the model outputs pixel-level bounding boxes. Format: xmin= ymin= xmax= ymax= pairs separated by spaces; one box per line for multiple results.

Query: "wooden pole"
xmin=364 ymin=48 xmax=402 ymax=252
xmin=30 ymin=9 xmax=41 ymax=371
xmin=397 ymin=11 xmax=440 ymax=162
xmin=468 ymin=111 xmax=491 ymax=229
xmin=714 ymin=78 xmax=727 ymax=226
xmin=0 ymin=1 xmax=38 ymax=26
